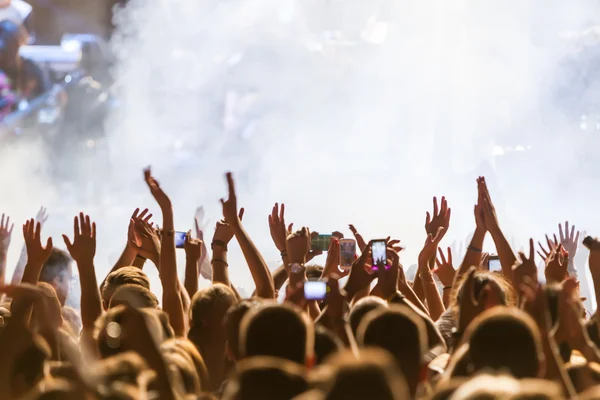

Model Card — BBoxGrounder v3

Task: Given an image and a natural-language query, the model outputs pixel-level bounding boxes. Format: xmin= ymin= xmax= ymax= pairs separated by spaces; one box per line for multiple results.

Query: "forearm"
xmin=442 ymin=287 xmax=452 ymax=307
xmin=490 ymin=228 xmax=517 ymax=282
xmin=308 ymin=301 xmax=321 ymax=320
xmin=184 ymin=255 xmax=199 ymax=298
xmin=542 ymin=334 xmax=576 ymax=397
xmin=160 ymin=208 xmax=185 ymax=336
xmin=456 ymin=228 xmax=485 ymax=282
xmin=0 ymin=250 xmax=7 ymax=284
xmin=420 ymin=272 xmax=445 ymax=320
xmin=412 ymin=275 xmax=426 ymax=304
xmin=232 ymin=223 xmax=275 ymax=299
xmin=10 ymin=245 xmax=27 ymax=284
xmin=78 ymin=265 xmax=102 ymax=332
xmin=398 ymin=280 xmax=429 ymax=315
xmin=212 ymin=248 xmax=231 ymax=288
xmin=272 ymin=264 xmax=289 ymax=291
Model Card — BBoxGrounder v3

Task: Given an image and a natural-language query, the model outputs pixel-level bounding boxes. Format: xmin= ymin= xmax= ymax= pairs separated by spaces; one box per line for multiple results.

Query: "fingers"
xmin=575 ymin=231 xmax=580 ymax=245
xmin=437 ymin=247 xmax=446 ymax=264
xmin=45 ymin=237 xmax=53 ymax=251
xmin=559 ymin=222 xmax=565 ymax=242
xmin=279 ymin=203 xmax=285 ymax=221
xmin=433 ymin=227 xmax=445 ymax=243
xmin=74 ymin=215 xmax=80 ymax=237
xmin=288 ymin=223 xmax=294 ymax=234
xmin=226 ymin=172 xmax=236 ymax=198
xmin=425 ymin=211 xmax=431 ymax=226
xmin=447 ymin=247 xmax=453 ymax=265
xmin=62 ymin=234 xmax=72 ymax=250
xmin=349 ymin=224 xmax=358 ymax=235
xmin=239 ymin=207 xmax=245 ymax=220
xmin=433 ymin=196 xmax=439 ymax=217
xmin=528 ymin=238 xmax=534 ymax=260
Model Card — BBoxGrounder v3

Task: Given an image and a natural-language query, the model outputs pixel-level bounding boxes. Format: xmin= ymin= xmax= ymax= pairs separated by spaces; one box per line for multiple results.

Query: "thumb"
xmin=46 ymin=237 xmax=53 ymax=250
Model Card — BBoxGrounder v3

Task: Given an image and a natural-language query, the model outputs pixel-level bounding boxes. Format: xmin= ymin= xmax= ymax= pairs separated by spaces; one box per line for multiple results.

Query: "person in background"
xmin=0 ymin=0 xmax=32 ymax=42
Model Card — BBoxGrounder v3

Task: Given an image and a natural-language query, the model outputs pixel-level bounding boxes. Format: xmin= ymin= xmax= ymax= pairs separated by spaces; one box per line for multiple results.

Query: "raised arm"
xmin=11 ymin=207 xmax=47 ymax=285
xmin=63 ymin=213 xmax=102 ymax=349
xmin=144 ymin=167 xmax=185 ymax=336
xmin=0 ymin=214 xmax=14 ymax=284
xmin=418 ymin=228 xmax=446 ymax=320
xmin=455 ymin=179 xmax=487 ymax=282
xmin=183 ymin=231 xmax=202 ymax=298
xmin=221 ymin=172 xmax=274 ymax=299
xmin=211 ymin=215 xmax=244 ymax=291
xmin=479 ymin=177 xmax=517 ymax=282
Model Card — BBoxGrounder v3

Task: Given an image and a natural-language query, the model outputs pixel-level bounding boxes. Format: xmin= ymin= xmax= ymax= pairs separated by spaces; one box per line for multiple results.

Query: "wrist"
xmin=472 ymin=228 xmax=486 ymax=243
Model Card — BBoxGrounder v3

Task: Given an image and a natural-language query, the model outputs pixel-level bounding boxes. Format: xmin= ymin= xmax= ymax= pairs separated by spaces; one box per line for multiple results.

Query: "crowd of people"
xmin=0 ymin=167 xmax=599 ymax=399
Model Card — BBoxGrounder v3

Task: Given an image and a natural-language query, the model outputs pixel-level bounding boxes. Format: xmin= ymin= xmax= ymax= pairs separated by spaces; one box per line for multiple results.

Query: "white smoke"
xmin=1 ymin=0 xmax=599 ymax=308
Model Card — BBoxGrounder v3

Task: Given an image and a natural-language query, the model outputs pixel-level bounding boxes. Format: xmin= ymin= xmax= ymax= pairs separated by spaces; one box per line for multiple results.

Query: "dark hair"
xmin=349 ymin=296 xmax=387 ymax=338
xmin=241 ymin=303 xmax=313 ymax=365
xmin=314 ymin=325 xmax=343 ymax=365
xmin=305 ymin=265 xmax=323 ymax=281
xmin=225 ymin=298 xmax=264 ymax=360
xmin=223 ymin=356 xmax=308 ymax=400
xmin=467 ymin=308 xmax=542 ymax=378
xmin=39 ymin=248 xmax=72 ymax=285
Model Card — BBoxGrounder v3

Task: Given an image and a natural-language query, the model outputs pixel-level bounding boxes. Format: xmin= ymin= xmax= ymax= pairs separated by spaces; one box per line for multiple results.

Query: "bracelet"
xmin=468 ymin=245 xmax=482 ymax=253
xmin=211 ymin=259 xmax=229 ymax=267
xmin=280 ymin=250 xmax=288 ymax=258
xmin=212 ymin=240 xmax=228 ymax=251
xmin=443 ymin=286 xmax=453 ymax=291
xmin=135 ymin=255 xmax=147 ymax=261
xmin=164 ymin=229 xmax=174 ymax=237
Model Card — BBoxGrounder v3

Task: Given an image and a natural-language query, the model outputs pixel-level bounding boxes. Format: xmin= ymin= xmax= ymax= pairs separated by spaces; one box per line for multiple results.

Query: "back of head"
xmin=466 ymin=308 xmax=542 ymax=378
xmin=323 ymin=349 xmax=409 ymax=400
xmin=349 ymin=296 xmax=388 ymax=338
xmin=241 ymin=303 xmax=314 ymax=366
xmin=189 ymin=284 xmax=238 ymax=336
xmin=102 ymin=267 xmax=150 ymax=309
xmin=223 ymin=356 xmax=308 ymax=400
xmin=39 ymin=248 xmax=73 ymax=306
xmin=93 ymin=351 xmax=149 ymax=387
xmin=449 ymin=374 xmax=561 ymax=400
xmin=357 ymin=305 xmax=427 ymax=390
xmin=162 ymin=338 xmax=209 ymax=392
xmin=32 ymin=379 xmax=87 ymax=400
xmin=225 ymin=298 xmax=264 ymax=360
xmin=314 ymin=325 xmax=343 ymax=366
xmin=109 ymin=284 xmax=159 ymax=309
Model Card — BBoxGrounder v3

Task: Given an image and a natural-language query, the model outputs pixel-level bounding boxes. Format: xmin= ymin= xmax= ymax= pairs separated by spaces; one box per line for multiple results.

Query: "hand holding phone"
xmin=175 ymin=231 xmax=187 ymax=249
xmin=304 ymin=281 xmax=329 ymax=301
xmin=311 ymin=234 xmax=333 ymax=252
xmin=371 ymin=239 xmax=387 ymax=270
xmin=339 ymin=239 xmax=356 ymax=270
xmin=487 ymin=255 xmax=501 ymax=273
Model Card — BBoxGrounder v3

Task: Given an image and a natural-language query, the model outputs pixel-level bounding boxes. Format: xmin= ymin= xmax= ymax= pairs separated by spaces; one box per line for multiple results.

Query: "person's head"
xmin=225 ymin=298 xmax=264 ymax=361
xmin=305 ymin=265 xmax=324 ymax=281
xmin=30 ymin=379 xmax=87 ymax=400
xmin=448 ymin=374 xmax=561 ymax=400
xmin=222 ymin=356 xmax=308 ymax=400
xmin=39 ymin=248 xmax=73 ymax=306
xmin=464 ymin=307 xmax=544 ymax=378
xmin=102 ymin=267 xmax=151 ymax=310
xmin=94 ymin=305 xmax=174 ymax=359
xmin=188 ymin=284 xmax=238 ymax=346
xmin=109 ymin=284 xmax=159 ymax=309
xmin=313 ymin=325 xmax=343 ymax=366
xmin=322 ymin=349 xmax=409 ymax=400
xmin=161 ymin=338 xmax=209 ymax=392
xmin=357 ymin=305 xmax=427 ymax=396
xmin=240 ymin=303 xmax=314 ymax=367
xmin=0 ymin=19 xmax=21 ymax=68
xmin=92 ymin=351 xmax=149 ymax=390
xmin=348 ymin=296 xmax=388 ymax=338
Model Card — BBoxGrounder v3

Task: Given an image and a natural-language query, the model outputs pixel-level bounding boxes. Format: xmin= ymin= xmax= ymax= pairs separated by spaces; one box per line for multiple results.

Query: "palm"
xmin=0 ymin=213 xmax=13 ymax=250
xmin=425 ymin=196 xmax=451 ymax=239
xmin=559 ymin=221 xmax=579 ymax=257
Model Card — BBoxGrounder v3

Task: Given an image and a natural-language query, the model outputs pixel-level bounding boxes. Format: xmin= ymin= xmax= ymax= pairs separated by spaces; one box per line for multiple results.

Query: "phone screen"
xmin=371 ymin=240 xmax=387 ymax=269
xmin=311 ymin=234 xmax=332 ymax=252
xmin=488 ymin=258 xmax=502 ymax=272
xmin=340 ymin=239 xmax=356 ymax=268
xmin=175 ymin=231 xmax=187 ymax=249
xmin=304 ymin=281 xmax=328 ymax=300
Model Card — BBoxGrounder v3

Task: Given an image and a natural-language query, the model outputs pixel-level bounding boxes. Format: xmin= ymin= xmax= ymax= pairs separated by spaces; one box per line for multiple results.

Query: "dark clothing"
xmin=3 ymin=56 xmax=50 ymax=100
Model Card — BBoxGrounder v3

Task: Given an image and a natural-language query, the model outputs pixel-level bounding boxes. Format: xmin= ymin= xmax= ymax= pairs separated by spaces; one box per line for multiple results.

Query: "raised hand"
xmin=184 ymin=230 xmax=202 ymax=261
xmin=434 ymin=247 xmax=455 ymax=287
xmin=418 ymin=227 xmax=445 ymax=268
xmin=322 ymin=238 xmax=349 ymax=279
xmin=214 ymin=208 xmax=245 ymax=246
xmin=425 ymin=196 xmax=451 ymax=240
xmin=131 ymin=207 xmax=153 ymax=224
xmin=348 ymin=224 xmax=368 ymax=252
xmin=144 ymin=167 xmax=171 ymax=209
xmin=344 ymin=241 xmax=375 ymax=300
xmin=478 ymin=177 xmax=500 ymax=234
xmin=62 ymin=213 xmax=96 ymax=266
xmin=513 ymin=239 xmax=538 ymax=291
xmin=286 ymin=227 xmax=311 ymax=265
xmin=545 ymin=244 xmax=569 ymax=283
xmin=129 ymin=218 xmax=161 ymax=264
xmin=220 ymin=172 xmax=241 ymax=227
xmin=538 ymin=234 xmax=559 ymax=262
xmin=559 ymin=221 xmax=580 ymax=259
xmin=34 ymin=206 xmax=49 ymax=227
xmin=306 ymin=231 xmax=323 ymax=262
xmin=268 ymin=203 xmax=287 ymax=252
xmin=22 ymin=219 xmax=53 ymax=267
xmin=194 ymin=206 xmax=207 ymax=241
xmin=0 ymin=213 xmax=14 ymax=253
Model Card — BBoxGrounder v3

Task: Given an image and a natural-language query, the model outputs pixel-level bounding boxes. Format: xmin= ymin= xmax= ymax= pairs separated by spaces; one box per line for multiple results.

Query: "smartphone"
xmin=371 ymin=239 xmax=387 ymax=269
xmin=339 ymin=239 xmax=356 ymax=270
xmin=175 ymin=231 xmax=187 ymax=249
xmin=304 ymin=281 xmax=329 ymax=301
xmin=488 ymin=255 xmax=501 ymax=273
xmin=311 ymin=234 xmax=333 ymax=252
